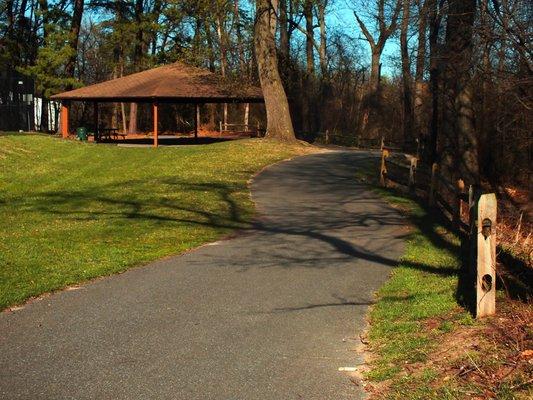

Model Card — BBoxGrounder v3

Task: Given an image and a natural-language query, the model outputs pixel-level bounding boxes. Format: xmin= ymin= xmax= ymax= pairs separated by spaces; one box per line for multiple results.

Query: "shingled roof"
xmin=51 ymin=62 xmax=263 ymax=103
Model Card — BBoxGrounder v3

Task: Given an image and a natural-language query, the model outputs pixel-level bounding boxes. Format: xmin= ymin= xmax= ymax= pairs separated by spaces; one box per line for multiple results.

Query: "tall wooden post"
xmin=244 ymin=103 xmax=249 ymax=129
xmin=93 ymin=102 xmax=99 ymax=142
xmin=195 ymin=104 xmax=200 ymax=139
xmin=428 ymin=163 xmax=438 ymax=206
xmin=380 ymin=148 xmax=389 ymax=186
xmin=408 ymin=157 xmax=418 ymax=193
xmin=194 ymin=104 xmax=200 ymax=138
xmin=153 ymin=101 xmax=158 ymax=147
xmin=454 ymin=179 xmax=465 ymax=230
xmin=60 ymin=101 xmax=69 ymax=138
xmin=476 ymin=193 xmax=497 ymax=318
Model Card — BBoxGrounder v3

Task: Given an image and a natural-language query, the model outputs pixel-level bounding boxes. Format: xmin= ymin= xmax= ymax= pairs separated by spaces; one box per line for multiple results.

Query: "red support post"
xmin=60 ymin=102 xmax=69 ymax=138
xmin=153 ymin=101 xmax=158 ymax=147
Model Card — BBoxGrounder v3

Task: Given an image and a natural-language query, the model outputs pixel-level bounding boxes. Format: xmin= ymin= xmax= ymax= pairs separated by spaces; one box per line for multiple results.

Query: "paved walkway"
xmin=0 ymin=151 xmax=406 ymax=400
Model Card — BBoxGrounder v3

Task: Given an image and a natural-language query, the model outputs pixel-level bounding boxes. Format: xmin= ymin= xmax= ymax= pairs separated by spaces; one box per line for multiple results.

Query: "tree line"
xmin=0 ymin=0 xmax=531 ymax=186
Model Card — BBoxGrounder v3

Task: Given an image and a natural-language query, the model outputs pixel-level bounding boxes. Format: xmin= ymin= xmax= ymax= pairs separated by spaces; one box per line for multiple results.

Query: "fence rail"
xmin=378 ymin=140 xmax=497 ymax=318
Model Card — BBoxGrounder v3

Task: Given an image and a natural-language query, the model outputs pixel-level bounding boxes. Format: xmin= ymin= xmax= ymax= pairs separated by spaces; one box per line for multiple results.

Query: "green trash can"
xmin=76 ymin=127 xmax=88 ymax=141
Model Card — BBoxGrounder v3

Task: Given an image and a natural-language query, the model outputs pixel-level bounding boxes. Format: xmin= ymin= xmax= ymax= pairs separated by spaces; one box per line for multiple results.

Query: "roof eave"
xmin=50 ymin=95 xmax=264 ymax=104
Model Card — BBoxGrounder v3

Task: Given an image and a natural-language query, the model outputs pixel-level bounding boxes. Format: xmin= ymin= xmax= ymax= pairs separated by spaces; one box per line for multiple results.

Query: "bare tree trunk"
xmin=317 ymin=0 xmax=327 ymax=75
xmin=129 ymin=0 xmax=145 ymax=134
xmin=234 ymin=0 xmax=245 ymax=73
xmin=216 ymin=13 xmax=229 ymax=127
xmin=354 ymin=0 xmax=401 ymax=138
xmin=244 ymin=103 xmax=249 ymax=127
xmin=479 ymin=0 xmax=492 ymax=178
xmin=205 ymin=20 xmax=216 ymax=72
xmin=37 ymin=0 xmax=49 ymax=131
xmin=279 ymin=0 xmax=290 ymax=63
xmin=121 ymin=103 xmax=127 ymax=133
xmin=64 ymin=0 xmax=84 ymax=86
xmin=254 ymin=0 xmax=295 ymax=141
xmin=129 ymin=103 xmax=138 ymax=134
xmin=427 ymin=0 xmax=441 ymax=164
xmin=441 ymin=0 xmax=479 ymax=183
xmin=304 ymin=0 xmax=314 ymax=76
xmin=400 ymin=0 xmax=413 ymax=144
xmin=370 ymin=49 xmax=382 ymax=92
xmin=414 ymin=0 xmax=428 ymax=142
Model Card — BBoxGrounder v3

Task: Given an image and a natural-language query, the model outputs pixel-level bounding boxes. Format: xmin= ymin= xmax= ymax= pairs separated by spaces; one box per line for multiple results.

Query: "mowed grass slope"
xmin=0 ymin=134 xmax=311 ymax=309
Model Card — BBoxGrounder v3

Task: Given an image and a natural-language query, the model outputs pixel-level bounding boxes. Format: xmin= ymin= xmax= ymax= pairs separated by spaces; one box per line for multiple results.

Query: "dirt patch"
xmin=364 ymin=298 xmax=533 ymax=399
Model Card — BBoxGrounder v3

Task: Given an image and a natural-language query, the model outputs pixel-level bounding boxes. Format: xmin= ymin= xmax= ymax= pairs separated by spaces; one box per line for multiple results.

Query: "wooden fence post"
xmin=409 ymin=157 xmax=417 ymax=193
xmin=453 ymin=179 xmax=465 ymax=230
xmin=380 ymin=148 xmax=389 ymax=186
xmin=475 ymin=193 xmax=497 ymax=318
xmin=428 ymin=163 xmax=438 ymax=206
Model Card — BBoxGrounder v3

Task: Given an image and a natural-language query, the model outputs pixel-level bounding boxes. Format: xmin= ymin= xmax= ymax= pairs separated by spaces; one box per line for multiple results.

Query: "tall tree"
xmin=303 ymin=0 xmax=314 ymax=76
xmin=128 ymin=0 xmax=145 ymax=134
xmin=427 ymin=0 xmax=443 ymax=163
xmin=354 ymin=0 xmax=402 ymax=138
xmin=64 ymin=0 xmax=85 ymax=85
xmin=354 ymin=0 xmax=402 ymax=92
xmin=317 ymin=0 xmax=328 ymax=76
xmin=400 ymin=0 xmax=413 ymax=144
xmin=440 ymin=0 xmax=479 ymax=183
xmin=254 ymin=0 xmax=295 ymax=141
xmin=278 ymin=0 xmax=290 ymax=63
xmin=413 ymin=0 xmax=428 ymax=143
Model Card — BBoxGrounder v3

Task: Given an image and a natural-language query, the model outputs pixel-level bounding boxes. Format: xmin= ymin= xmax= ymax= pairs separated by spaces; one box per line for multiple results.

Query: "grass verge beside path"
xmin=0 ymin=133 xmax=314 ymax=310
xmin=355 ymin=155 xmax=532 ymax=399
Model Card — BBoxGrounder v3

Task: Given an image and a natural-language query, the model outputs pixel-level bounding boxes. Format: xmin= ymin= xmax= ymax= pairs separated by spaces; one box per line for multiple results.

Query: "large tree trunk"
xmin=37 ymin=0 xmax=49 ymax=131
xmin=370 ymin=49 xmax=382 ymax=92
xmin=254 ymin=0 xmax=295 ymax=141
xmin=64 ymin=0 xmax=84 ymax=86
xmin=279 ymin=0 xmax=290 ymax=63
xmin=302 ymin=0 xmax=315 ymax=133
xmin=317 ymin=0 xmax=327 ymax=76
xmin=202 ymin=19 xmax=216 ymax=72
xmin=414 ymin=0 xmax=428 ymax=142
xmin=304 ymin=0 xmax=314 ymax=76
xmin=216 ymin=13 xmax=229 ymax=126
xmin=234 ymin=0 xmax=245 ymax=73
xmin=129 ymin=0 xmax=144 ymax=134
xmin=400 ymin=0 xmax=413 ymax=145
xmin=427 ymin=0 xmax=441 ymax=164
xmin=354 ymin=0 xmax=402 ymax=138
xmin=441 ymin=0 xmax=479 ymax=183
xmin=479 ymin=0 xmax=493 ymax=179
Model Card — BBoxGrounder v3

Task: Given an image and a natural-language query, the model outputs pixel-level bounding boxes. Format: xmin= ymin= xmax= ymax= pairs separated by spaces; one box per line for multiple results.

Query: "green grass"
xmin=366 ymin=189 xmax=471 ymax=378
xmin=358 ymin=158 xmax=532 ymax=399
xmin=355 ymin=165 xmax=477 ymax=398
xmin=0 ymin=133 xmax=311 ymax=310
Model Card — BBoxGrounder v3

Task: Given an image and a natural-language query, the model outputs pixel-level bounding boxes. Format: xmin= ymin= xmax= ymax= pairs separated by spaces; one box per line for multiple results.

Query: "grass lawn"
xmin=356 ymin=159 xmax=532 ymax=399
xmin=0 ymin=133 xmax=312 ymax=310
xmin=364 ymin=188 xmax=474 ymax=398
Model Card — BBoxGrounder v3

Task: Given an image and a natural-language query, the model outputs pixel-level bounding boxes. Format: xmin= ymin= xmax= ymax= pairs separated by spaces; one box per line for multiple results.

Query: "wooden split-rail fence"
xmin=378 ymin=140 xmax=497 ymax=318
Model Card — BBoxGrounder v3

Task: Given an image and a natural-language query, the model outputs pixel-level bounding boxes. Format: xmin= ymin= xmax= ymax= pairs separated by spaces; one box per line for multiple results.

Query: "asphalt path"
xmin=0 ymin=150 xmax=406 ymax=400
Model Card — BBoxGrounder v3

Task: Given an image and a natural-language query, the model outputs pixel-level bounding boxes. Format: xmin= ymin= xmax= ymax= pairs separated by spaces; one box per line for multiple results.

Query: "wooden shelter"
xmin=51 ymin=62 xmax=264 ymax=147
